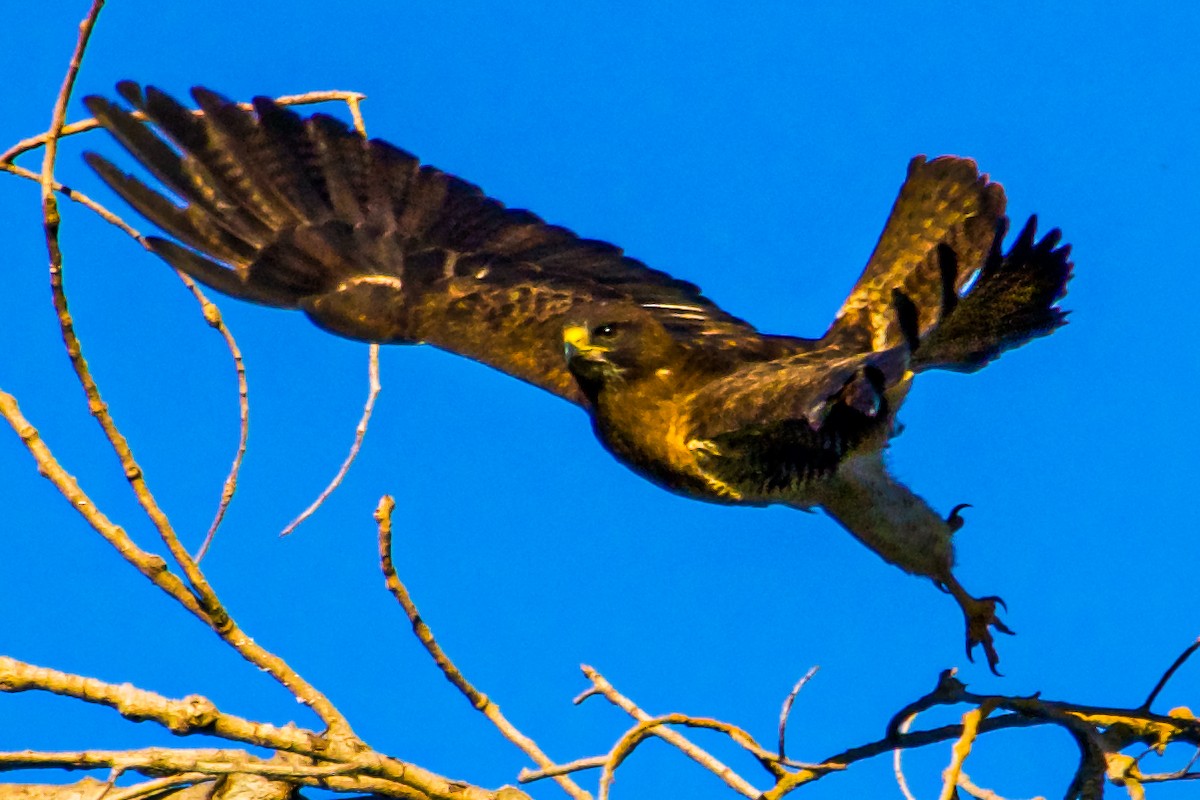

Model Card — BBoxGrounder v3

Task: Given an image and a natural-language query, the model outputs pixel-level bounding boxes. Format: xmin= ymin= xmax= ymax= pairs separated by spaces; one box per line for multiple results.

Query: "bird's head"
xmin=562 ymin=303 xmax=679 ymax=399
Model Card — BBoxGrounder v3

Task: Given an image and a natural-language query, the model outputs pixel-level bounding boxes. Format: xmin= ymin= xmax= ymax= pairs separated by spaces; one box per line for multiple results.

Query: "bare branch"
xmin=577 ymin=665 xmax=760 ymax=798
xmin=1142 ymin=637 xmax=1200 ymax=712
xmin=375 ymin=497 xmax=591 ymax=800
xmin=29 ymin=26 xmax=360 ymax=732
xmin=103 ymin=775 xmax=214 ymax=800
xmin=282 ymin=346 xmax=381 ymax=537
xmin=1 ymin=91 xmax=368 ymax=165
xmin=777 ymin=666 xmax=818 ymax=760
xmin=517 ymin=758 xmax=606 ymax=784
xmin=893 ymin=713 xmax=918 ymax=800
xmin=939 ymin=705 xmax=991 ymax=800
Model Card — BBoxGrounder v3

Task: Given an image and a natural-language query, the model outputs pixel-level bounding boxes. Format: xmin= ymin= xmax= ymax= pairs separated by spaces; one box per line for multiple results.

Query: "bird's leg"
xmin=936 ymin=504 xmax=1013 ymax=674
xmin=816 ymin=454 xmax=1013 ymax=673
xmin=939 ymin=572 xmax=1014 ymax=675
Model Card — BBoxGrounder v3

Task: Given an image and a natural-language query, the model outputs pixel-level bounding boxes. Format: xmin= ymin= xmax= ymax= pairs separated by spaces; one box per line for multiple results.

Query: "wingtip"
xmin=115 ymin=80 xmax=144 ymax=108
xmin=190 ymin=85 xmax=235 ymax=112
xmin=82 ymin=149 xmax=126 ymax=186
xmin=81 ymin=93 xmax=110 ymax=119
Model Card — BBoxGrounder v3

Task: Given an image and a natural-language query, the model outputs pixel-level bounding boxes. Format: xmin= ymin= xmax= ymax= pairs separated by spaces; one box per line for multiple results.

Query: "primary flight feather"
xmin=84 ymin=83 xmax=1072 ymax=672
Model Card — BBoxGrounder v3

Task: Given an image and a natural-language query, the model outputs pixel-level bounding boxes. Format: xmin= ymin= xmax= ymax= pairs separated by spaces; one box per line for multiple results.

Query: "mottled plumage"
xmin=84 ymin=84 xmax=1073 ymax=672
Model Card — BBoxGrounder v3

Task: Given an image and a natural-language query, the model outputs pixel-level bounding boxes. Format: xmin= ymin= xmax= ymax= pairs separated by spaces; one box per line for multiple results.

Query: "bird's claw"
xmin=946 ymin=503 xmax=972 ymax=533
xmin=941 ymin=578 xmax=1014 ymax=675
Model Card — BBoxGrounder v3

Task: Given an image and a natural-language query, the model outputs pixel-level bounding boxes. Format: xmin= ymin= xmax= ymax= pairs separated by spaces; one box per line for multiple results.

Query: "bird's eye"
xmin=592 ymin=323 xmax=617 ymax=339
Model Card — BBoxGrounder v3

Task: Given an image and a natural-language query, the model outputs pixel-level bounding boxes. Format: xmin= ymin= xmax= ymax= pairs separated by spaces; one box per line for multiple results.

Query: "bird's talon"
xmin=980 ymin=594 xmax=1009 ymax=613
xmin=943 ymin=577 xmax=1011 ymax=675
xmin=946 ymin=503 xmax=972 ymax=532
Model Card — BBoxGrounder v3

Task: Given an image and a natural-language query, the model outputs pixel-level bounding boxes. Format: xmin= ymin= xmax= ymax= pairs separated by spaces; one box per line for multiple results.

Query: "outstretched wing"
xmin=83 ymin=83 xmax=760 ymax=405
xmin=825 ymin=156 xmax=1007 ymax=352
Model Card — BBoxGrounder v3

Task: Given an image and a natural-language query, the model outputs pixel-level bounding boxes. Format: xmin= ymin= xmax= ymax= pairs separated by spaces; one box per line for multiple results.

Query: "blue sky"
xmin=2 ymin=1 xmax=1198 ymax=797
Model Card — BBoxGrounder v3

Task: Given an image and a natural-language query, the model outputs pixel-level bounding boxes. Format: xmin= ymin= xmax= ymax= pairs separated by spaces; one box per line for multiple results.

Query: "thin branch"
xmin=594 ymin=713 xmax=838 ymax=800
xmin=0 ymin=393 xmax=207 ymax=621
xmin=103 ymin=775 xmax=215 ymax=800
xmin=1142 ymin=637 xmax=1200 ymax=711
xmin=1 ymin=90 xmax=368 ymax=165
xmin=517 ymin=758 xmax=607 ymax=783
xmin=893 ymin=713 xmax=919 ymax=800
xmin=375 ymin=497 xmax=591 ymax=800
xmin=777 ymin=666 xmax=818 ymax=760
xmin=577 ymin=665 xmax=760 ymax=798
xmin=193 ymin=308 xmax=250 ymax=563
xmin=91 ymin=767 xmax=122 ymax=800
xmin=956 ymin=772 xmax=1037 ymax=800
xmin=3 ymin=148 xmax=249 ymax=570
xmin=279 ymin=96 xmax=377 ymax=540
xmin=939 ymin=705 xmax=991 ymax=800
xmin=30 ymin=24 xmax=356 ymax=731
xmin=281 ymin=345 xmax=380 ymax=537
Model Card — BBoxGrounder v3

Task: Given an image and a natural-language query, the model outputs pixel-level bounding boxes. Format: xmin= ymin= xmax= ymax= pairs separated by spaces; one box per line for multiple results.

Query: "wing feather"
xmin=84 ymin=85 xmax=760 ymax=405
xmin=826 ymin=156 xmax=1007 ymax=352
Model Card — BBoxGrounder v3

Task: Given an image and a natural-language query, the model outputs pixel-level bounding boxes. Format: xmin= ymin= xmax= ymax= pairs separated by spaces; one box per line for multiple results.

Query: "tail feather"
xmin=912 ymin=215 xmax=1072 ymax=372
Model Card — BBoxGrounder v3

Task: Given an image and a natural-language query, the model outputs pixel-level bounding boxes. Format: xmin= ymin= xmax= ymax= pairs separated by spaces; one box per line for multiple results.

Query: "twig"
xmin=4 ymin=87 xmax=382 ymax=564
xmin=375 ymin=497 xmax=591 ymax=800
xmin=577 ymin=665 xmax=760 ymax=797
xmin=0 ymin=393 xmax=206 ymax=621
xmin=778 ymin=666 xmax=818 ymax=761
xmin=956 ymin=772 xmax=1034 ymax=800
xmin=193 ymin=307 xmax=250 ymax=562
xmin=518 ymin=758 xmax=606 ymax=783
xmin=940 ymin=705 xmax=991 ymax=800
xmin=594 ymin=713 xmax=838 ymax=800
xmin=30 ymin=19 xmax=356 ymax=733
xmin=92 ymin=767 xmax=123 ymax=800
xmin=1142 ymin=637 xmax=1200 ymax=711
xmin=1 ymin=90 xmax=368 ymax=165
xmin=2 ymin=152 xmax=250 ymax=569
xmin=103 ymin=775 xmax=215 ymax=800
xmin=279 ymin=96 xmax=379 ymax=539
xmin=893 ymin=713 xmax=919 ymax=800
xmin=281 ymin=345 xmax=380 ymax=537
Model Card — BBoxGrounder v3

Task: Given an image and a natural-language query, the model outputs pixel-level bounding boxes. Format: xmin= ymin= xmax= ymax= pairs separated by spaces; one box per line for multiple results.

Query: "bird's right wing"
xmin=83 ymin=84 xmax=762 ymax=406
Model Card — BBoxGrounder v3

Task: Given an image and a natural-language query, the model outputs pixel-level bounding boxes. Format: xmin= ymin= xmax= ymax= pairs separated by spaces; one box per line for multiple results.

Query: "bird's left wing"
xmin=825 ymin=156 xmax=1007 ymax=352
xmin=82 ymin=84 xmax=760 ymax=405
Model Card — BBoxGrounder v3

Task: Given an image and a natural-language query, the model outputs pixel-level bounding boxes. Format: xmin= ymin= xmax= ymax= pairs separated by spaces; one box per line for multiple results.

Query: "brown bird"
xmin=84 ymin=83 xmax=1072 ymax=672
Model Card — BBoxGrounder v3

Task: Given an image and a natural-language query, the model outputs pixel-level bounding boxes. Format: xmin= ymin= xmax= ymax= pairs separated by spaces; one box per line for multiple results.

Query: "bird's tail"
xmin=909 ymin=216 xmax=1072 ymax=373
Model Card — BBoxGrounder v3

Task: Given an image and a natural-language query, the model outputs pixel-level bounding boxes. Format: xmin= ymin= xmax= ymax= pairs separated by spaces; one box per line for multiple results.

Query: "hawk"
xmin=83 ymin=83 xmax=1072 ymax=672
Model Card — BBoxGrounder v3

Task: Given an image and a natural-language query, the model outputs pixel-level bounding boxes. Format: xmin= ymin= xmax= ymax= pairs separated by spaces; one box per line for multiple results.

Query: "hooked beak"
xmin=563 ymin=325 xmax=610 ymax=361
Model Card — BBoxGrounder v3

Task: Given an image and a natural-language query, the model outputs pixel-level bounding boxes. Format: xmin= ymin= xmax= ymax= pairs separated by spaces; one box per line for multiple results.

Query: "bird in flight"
xmin=84 ymin=83 xmax=1072 ymax=672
